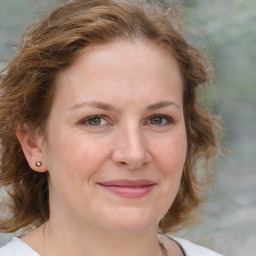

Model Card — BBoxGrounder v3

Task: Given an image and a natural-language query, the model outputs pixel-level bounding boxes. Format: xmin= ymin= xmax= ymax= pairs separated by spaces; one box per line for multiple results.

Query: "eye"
xmin=79 ymin=115 xmax=108 ymax=127
xmin=146 ymin=114 xmax=174 ymax=126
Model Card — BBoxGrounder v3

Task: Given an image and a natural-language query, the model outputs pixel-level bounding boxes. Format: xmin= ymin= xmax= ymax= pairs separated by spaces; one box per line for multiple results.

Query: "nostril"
xmin=118 ymin=160 xmax=148 ymax=169
xmin=111 ymin=140 xmax=152 ymax=169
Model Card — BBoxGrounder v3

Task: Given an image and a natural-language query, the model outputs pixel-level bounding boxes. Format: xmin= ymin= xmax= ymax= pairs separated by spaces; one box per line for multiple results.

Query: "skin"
xmin=17 ymin=39 xmax=186 ymax=256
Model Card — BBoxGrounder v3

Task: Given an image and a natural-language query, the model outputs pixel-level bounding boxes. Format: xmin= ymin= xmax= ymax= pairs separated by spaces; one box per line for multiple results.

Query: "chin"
xmin=99 ymin=208 xmax=161 ymax=235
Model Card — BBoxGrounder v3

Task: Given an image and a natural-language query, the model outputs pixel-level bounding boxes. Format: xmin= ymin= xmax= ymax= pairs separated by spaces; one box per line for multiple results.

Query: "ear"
xmin=16 ymin=124 xmax=48 ymax=173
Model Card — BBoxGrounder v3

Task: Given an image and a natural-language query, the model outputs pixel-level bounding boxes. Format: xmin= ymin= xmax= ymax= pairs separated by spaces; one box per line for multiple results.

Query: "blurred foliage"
xmin=180 ymin=0 xmax=256 ymax=147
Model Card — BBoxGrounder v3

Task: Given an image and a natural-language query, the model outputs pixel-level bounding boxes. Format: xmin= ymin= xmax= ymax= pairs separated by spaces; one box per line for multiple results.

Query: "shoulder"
xmin=0 ymin=237 xmax=40 ymax=256
xmin=171 ymin=236 xmax=224 ymax=256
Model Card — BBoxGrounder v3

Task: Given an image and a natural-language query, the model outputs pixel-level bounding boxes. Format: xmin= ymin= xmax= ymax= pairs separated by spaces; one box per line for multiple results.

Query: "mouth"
xmin=97 ymin=179 xmax=156 ymax=198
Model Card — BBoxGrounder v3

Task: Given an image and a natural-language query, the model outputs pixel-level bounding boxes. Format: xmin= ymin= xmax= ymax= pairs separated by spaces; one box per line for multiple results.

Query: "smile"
xmin=98 ymin=179 xmax=156 ymax=198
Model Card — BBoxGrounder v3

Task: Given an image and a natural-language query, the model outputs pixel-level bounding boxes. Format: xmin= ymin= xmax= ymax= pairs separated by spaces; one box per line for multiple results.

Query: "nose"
xmin=111 ymin=126 xmax=152 ymax=169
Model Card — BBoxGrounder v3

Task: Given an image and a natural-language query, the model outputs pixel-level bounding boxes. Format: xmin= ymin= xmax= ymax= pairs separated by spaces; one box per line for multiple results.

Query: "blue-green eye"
xmin=80 ymin=115 xmax=108 ymax=126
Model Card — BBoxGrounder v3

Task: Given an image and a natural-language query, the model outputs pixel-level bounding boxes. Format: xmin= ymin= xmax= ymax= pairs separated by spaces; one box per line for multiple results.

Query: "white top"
xmin=172 ymin=237 xmax=223 ymax=256
xmin=0 ymin=237 xmax=223 ymax=256
xmin=0 ymin=237 xmax=39 ymax=256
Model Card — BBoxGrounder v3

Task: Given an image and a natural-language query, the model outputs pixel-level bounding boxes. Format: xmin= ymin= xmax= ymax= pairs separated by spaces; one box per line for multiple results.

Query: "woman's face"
xmin=41 ymin=40 xmax=187 ymax=234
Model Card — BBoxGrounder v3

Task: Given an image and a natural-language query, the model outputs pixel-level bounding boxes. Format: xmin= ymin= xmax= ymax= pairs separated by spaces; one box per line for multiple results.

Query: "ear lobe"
xmin=16 ymin=124 xmax=48 ymax=173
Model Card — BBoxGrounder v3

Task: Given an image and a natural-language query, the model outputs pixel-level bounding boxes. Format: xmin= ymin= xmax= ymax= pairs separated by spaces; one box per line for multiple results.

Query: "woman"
xmin=0 ymin=0 xmax=223 ymax=255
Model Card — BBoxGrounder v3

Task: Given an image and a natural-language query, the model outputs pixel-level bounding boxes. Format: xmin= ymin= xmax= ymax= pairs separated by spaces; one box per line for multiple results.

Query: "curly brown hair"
xmin=0 ymin=0 xmax=222 ymax=234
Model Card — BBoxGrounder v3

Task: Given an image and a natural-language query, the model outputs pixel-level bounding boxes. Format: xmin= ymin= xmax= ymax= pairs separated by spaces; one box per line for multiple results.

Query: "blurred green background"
xmin=1 ymin=0 xmax=256 ymax=255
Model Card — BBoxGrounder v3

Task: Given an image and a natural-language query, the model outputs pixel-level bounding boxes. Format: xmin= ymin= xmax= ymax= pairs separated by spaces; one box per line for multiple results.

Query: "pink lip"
xmin=98 ymin=179 xmax=156 ymax=198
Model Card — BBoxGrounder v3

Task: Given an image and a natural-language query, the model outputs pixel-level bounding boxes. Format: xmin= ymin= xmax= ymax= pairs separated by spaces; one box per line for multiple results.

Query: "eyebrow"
xmin=69 ymin=101 xmax=118 ymax=112
xmin=146 ymin=101 xmax=181 ymax=111
xmin=69 ymin=100 xmax=180 ymax=112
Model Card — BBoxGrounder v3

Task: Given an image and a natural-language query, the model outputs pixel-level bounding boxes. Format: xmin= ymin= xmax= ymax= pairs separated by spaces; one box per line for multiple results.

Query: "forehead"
xmin=58 ymin=39 xmax=181 ymax=74
xmin=54 ymin=39 xmax=183 ymax=107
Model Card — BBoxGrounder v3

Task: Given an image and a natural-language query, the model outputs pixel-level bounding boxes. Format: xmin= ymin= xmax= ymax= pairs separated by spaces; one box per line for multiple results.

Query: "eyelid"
xmin=78 ymin=115 xmax=109 ymax=127
xmin=145 ymin=114 xmax=175 ymax=126
xmin=77 ymin=114 xmax=175 ymax=128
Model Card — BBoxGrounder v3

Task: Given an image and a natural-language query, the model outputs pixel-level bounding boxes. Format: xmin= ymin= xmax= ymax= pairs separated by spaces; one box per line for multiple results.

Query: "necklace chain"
xmin=159 ymin=240 xmax=169 ymax=256
xmin=43 ymin=223 xmax=48 ymax=256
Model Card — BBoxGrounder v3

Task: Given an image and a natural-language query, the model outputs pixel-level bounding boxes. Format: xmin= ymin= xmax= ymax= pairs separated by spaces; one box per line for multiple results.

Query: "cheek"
xmin=153 ymin=132 xmax=187 ymax=175
xmin=150 ymin=132 xmax=187 ymax=216
xmin=46 ymin=133 xmax=111 ymax=183
xmin=45 ymin=134 xmax=109 ymax=206
xmin=152 ymin=134 xmax=187 ymax=205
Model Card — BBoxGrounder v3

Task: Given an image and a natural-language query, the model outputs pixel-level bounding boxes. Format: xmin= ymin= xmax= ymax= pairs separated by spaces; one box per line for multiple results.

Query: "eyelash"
xmin=79 ymin=115 xmax=108 ymax=127
xmin=146 ymin=114 xmax=175 ymax=127
xmin=78 ymin=114 xmax=175 ymax=128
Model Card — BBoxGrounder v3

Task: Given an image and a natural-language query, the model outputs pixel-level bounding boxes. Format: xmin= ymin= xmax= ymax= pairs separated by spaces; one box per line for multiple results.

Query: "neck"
xmin=43 ymin=220 xmax=165 ymax=256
